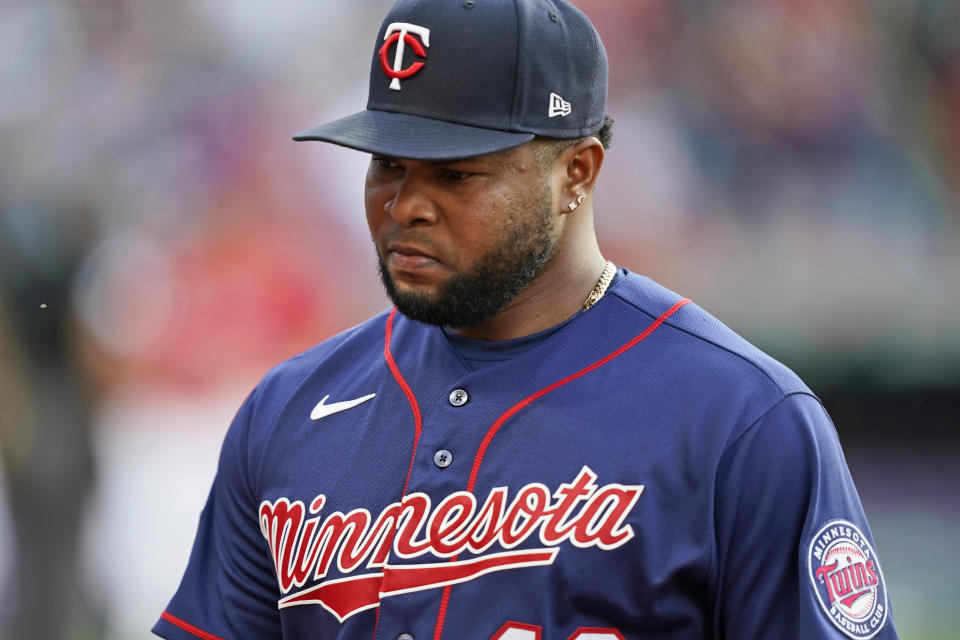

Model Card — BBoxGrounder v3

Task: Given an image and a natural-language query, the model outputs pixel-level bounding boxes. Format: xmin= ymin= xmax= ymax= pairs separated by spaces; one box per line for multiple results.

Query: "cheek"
xmin=364 ymin=183 xmax=388 ymax=230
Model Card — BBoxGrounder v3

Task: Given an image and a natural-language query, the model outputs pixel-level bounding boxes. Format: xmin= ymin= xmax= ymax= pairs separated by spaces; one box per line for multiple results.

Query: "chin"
xmin=389 ymin=274 xmax=442 ymax=298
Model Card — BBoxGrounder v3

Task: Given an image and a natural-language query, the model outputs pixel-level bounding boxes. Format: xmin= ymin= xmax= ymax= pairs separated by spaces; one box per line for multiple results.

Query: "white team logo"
xmin=379 ymin=22 xmax=431 ymax=91
xmin=808 ymin=520 xmax=888 ymax=639
xmin=310 ymin=393 xmax=376 ymax=421
xmin=548 ymin=93 xmax=571 ymax=118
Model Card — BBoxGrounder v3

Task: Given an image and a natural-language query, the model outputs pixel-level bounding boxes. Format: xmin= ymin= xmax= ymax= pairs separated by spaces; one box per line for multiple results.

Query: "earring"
xmin=567 ymin=194 xmax=585 ymax=212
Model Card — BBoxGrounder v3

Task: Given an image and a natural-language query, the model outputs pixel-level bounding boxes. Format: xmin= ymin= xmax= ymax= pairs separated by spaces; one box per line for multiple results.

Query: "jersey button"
xmin=434 ymin=449 xmax=453 ymax=468
xmin=397 ymin=634 xmax=414 ymax=640
xmin=448 ymin=388 xmax=469 ymax=406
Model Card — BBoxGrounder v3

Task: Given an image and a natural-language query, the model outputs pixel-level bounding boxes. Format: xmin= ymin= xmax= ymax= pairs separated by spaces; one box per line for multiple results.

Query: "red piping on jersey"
xmin=466 ymin=298 xmax=691 ymax=493
xmin=433 ymin=297 xmax=691 ymax=639
xmin=160 ymin=611 xmax=225 ymax=640
xmin=384 ymin=307 xmax=423 ymax=498
xmin=375 ymin=307 xmax=426 ymax=639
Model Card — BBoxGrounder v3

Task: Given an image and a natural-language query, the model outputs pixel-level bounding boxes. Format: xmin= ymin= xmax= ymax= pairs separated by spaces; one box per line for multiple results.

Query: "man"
xmin=154 ymin=1 xmax=898 ymax=639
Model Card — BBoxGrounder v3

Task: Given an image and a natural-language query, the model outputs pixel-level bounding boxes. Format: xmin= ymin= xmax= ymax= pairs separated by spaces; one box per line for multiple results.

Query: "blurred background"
xmin=0 ymin=0 xmax=957 ymax=638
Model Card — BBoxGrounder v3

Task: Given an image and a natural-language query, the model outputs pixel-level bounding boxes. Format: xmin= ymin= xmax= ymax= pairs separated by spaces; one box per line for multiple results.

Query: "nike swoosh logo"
xmin=310 ymin=393 xmax=376 ymax=421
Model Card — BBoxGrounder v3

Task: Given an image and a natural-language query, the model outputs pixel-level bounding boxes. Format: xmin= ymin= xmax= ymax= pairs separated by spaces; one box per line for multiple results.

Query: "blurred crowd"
xmin=0 ymin=1 xmax=958 ymax=638
xmin=3 ymin=0 xmax=959 ymax=390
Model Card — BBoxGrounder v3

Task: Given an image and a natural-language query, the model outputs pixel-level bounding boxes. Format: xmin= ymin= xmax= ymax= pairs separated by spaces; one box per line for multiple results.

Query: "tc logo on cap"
xmin=379 ymin=22 xmax=430 ymax=91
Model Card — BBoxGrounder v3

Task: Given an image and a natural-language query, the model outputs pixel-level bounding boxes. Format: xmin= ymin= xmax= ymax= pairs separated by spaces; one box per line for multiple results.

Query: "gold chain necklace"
xmin=582 ymin=260 xmax=616 ymax=310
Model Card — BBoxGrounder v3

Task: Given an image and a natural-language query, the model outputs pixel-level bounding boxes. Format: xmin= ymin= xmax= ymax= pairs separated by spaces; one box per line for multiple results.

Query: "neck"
xmin=451 ymin=235 xmax=607 ymax=341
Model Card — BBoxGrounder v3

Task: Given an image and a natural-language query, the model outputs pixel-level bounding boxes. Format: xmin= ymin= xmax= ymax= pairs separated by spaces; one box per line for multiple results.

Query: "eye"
xmin=372 ymin=156 xmax=400 ymax=171
xmin=439 ymin=168 xmax=470 ymax=181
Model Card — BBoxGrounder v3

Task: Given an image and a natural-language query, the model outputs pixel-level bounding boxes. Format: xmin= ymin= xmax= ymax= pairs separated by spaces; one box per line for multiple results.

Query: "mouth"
xmin=384 ymin=243 xmax=443 ymax=273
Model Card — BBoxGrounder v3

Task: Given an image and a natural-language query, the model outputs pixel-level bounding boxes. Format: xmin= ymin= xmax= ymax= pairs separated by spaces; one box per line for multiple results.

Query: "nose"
xmin=384 ymin=175 xmax=438 ymax=227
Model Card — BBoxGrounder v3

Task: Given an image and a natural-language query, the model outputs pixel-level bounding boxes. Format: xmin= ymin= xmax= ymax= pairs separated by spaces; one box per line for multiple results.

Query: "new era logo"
xmin=549 ymin=92 xmax=571 ymax=118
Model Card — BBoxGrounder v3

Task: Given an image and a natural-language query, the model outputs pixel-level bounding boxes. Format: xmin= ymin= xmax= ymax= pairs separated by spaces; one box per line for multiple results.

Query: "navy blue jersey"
xmin=154 ymin=271 xmax=896 ymax=640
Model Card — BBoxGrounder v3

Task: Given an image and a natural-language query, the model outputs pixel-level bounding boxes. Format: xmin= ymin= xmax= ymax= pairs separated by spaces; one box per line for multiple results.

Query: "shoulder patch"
xmin=808 ymin=520 xmax=889 ymax=639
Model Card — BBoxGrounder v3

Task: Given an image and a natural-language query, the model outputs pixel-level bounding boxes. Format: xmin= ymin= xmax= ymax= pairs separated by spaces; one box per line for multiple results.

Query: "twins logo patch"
xmin=808 ymin=520 xmax=888 ymax=639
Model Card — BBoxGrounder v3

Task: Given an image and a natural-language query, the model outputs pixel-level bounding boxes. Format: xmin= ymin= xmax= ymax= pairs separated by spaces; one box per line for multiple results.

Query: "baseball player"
xmin=154 ymin=1 xmax=898 ymax=639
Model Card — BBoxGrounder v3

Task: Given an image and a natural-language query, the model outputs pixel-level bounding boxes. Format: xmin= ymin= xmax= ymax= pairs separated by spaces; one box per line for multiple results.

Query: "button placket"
xmin=448 ymin=388 xmax=469 ymax=406
xmin=435 ymin=388 xmax=469 ymax=470
xmin=433 ymin=449 xmax=453 ymax=468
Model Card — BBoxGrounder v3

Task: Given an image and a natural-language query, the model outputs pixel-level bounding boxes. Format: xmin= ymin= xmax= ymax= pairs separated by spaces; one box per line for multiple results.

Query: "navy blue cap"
xmin=294 ymin=0 xmax=608 ymax=160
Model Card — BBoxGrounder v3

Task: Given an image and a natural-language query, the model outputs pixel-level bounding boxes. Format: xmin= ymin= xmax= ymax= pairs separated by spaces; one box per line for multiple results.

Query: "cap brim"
xmin=292 ymin=110 xmax=535 ymax=161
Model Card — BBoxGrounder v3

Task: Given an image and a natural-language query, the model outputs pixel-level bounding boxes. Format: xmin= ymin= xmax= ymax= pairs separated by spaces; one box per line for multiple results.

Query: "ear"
xmin=561 ymin=137 xmax=605 ymax=206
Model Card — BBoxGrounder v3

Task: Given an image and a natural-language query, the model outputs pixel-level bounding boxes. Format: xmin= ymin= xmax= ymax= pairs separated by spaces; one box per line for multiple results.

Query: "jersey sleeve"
xmin=152 ymin=387 xmax=282 ymax=640
xmin=711 ymin=392 xmax=898 ymax=639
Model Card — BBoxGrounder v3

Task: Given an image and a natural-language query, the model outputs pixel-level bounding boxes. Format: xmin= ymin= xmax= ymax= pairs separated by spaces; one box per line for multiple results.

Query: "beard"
xmin=376 ymin=186 xmax=556 ymax=329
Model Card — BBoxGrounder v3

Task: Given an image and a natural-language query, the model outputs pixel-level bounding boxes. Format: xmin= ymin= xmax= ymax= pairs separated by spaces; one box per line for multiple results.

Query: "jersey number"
xmin=491 ymin=622 xmax=625 ymax=640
